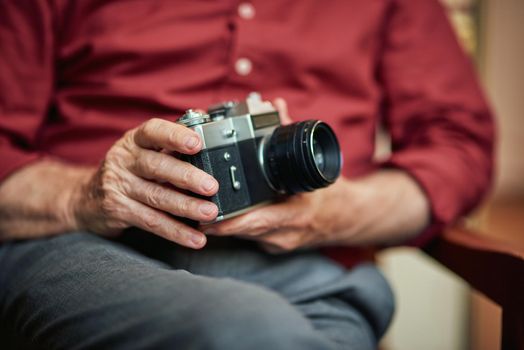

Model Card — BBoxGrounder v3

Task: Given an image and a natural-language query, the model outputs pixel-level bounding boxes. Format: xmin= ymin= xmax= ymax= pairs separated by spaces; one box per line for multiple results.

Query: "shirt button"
xmin=238 ymin=3 xmax=255 ymax=20
xmin=235 ymin=57 xmax=252 ymax=76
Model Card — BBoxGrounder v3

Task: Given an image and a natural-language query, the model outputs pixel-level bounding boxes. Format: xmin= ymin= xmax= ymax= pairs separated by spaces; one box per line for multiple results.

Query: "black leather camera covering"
xmin=184 ymin=137 xmax=277 ymax=218
xmin=187 ymin=144 xmax=250 ymax=217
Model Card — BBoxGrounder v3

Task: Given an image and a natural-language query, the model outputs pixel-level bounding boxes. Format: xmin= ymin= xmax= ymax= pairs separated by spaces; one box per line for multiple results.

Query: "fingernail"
xmin=185 ymin=135 xmax=199 ymax=149
xmin=191 ymin=234 xmax=205 ymax=247
xmin=199 ymin=202 xmax=216 ymax=216
xmin=202 ymin=178 xmax=217 ymax=192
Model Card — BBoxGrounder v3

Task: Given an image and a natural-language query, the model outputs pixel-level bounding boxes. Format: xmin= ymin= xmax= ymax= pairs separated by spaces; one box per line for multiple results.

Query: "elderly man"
xmin=0 ymin=1 xmax=493 ymax=349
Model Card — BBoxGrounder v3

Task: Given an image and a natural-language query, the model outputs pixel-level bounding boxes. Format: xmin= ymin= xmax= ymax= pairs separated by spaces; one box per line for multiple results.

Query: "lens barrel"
xmin=263 ymin=120 xmax=341 ymax=194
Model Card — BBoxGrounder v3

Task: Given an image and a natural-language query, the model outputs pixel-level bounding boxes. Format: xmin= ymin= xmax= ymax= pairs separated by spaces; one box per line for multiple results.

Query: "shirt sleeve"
xmin=0 ymin=1 xmax=54 ymax=182
xmin=378 ymin=0 xmax=495 ymax=246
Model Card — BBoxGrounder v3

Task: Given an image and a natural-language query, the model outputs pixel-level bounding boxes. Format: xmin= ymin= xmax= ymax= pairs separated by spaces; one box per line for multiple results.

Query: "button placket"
xmin=234 ymin=3 xmax=255 ymax=77
xmin=226 ymin=2 xmax=257 ymax=82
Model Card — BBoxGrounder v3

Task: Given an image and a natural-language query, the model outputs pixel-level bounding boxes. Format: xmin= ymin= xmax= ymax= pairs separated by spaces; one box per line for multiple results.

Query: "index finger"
xmin=134 ymin=118 xmax=202 ymax=154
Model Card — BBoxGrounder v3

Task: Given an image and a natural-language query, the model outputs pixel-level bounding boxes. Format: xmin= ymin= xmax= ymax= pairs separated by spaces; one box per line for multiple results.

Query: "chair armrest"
xmin=423 ymin=225 xmax=524 ymax=308
xmin=423 ymin=226 xmax=524 ymax=349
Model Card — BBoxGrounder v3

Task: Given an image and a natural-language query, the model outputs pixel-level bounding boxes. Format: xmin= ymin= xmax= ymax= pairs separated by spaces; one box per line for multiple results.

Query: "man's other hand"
xmin=202 ymin=179 xmax=353 ymax=253
xmin=73 ymin=118 xmax=219 ymax=249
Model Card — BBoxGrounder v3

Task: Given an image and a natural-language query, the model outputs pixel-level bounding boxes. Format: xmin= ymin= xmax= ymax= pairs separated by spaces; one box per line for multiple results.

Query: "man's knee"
xmin=157 ymin=278 xmax=330 ymax=350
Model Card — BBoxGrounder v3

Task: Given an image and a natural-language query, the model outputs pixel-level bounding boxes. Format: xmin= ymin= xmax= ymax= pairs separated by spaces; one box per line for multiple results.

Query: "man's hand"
xmin=203 ymin=179 xmax=352 ymax=253
xmin=204 ymin=171 xmax=430 ymax=253
xmin=72 ymin=118 xmax=219 ymax=249
xmin=203 ymin=99 xmax=430 ymax=252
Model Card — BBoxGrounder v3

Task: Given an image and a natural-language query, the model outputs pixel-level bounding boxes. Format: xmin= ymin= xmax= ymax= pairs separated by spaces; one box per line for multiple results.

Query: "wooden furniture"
xmin=424 ymin=226 xmax=524 ymax=350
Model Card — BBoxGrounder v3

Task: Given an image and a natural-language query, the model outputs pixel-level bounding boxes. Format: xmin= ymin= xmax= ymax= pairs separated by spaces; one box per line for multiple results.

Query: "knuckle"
xmin=149 ymin=155 xmax=169 ymax=178
xmin=108 ymin=148 xmax=131 ymax=171
xmin=166 ymin=227 xmax=183 ymax=243
xmin=141 ymin=119 xmax=160 ymax=138
xmin=179 ymin=166 xmax=195 ymax=188
xmin=135 ymin=125 xmax=147 ymax=141
xmin=135 ymin=155 xmax=153 ymax=177
xmin=121 ymin=131 xmax=138 ymax=153
xmin=123 ymin=129 xmax=136 ymax=146
xmin=105 ymin=146 xmax=119 ymax=164
xmin=177 ymin=197 xmax=192 ymax=214
xmin=96 ymin=168 xmax=126 ymax=219
xmin=145 ymin=185 xmax=165 ymax=207
xmin=100 ymin=190 xmax=120 ymax=218
xmin=98 ymin=166 xmax=114 ymax=189
xmin=141 ymin=212 xmax=162 ymax=232
xmin=133 ymin=155 xmax=147 ymax=176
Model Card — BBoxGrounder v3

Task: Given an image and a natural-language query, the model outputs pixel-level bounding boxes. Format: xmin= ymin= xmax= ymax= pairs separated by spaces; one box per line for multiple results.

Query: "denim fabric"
xmin=0 ymin=230 xmax=394 ymax=349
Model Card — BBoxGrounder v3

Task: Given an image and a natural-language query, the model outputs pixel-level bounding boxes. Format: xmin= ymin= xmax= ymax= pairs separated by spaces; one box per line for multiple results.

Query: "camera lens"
xmin=263 ymin=120 xmax=341 ymax=194
xmin=312 ymin=139 xmax=325 ymax=172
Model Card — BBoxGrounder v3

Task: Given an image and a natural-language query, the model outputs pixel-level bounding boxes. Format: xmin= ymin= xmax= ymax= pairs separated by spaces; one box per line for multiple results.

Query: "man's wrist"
xmin=63 ymin=166 xmax=98 ymax=232
xmin=330 ymin=170 xmax=430 ymax=246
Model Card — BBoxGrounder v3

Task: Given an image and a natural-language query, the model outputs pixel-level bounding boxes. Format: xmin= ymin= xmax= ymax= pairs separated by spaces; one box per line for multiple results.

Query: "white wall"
xmin=379 ymin=249 xmax=469 ymax=350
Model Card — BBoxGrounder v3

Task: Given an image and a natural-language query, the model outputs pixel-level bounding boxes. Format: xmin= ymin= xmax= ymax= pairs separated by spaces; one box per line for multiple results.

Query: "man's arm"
xmin=0 ymin=160 xmax=93 ymax=240
xmin=0 ymin=2 xmax=220 ymax=247
xmin=0 ymin=118 xmax=224 ymax=248
xmin=377 ymin=0 xmax=495 ymax=245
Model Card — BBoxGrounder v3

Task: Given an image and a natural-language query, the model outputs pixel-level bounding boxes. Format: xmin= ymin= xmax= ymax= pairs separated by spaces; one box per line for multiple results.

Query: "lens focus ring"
xmin=263 ymin=120 xmax=341 ymax=195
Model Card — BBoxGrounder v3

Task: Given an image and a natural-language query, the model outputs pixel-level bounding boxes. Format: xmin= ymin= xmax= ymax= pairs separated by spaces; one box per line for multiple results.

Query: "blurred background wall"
xmin=379 ymin=0 xmax=524 ymax=349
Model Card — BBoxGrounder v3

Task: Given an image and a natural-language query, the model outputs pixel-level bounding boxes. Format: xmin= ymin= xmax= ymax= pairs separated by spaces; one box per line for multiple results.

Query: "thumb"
xmin=273 ymin=98 xmax=293 ymax=125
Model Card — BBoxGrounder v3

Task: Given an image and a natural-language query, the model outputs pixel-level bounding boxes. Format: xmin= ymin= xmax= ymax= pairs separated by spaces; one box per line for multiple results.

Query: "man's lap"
xmin=0 ymin=231 xmax=394 ymax=349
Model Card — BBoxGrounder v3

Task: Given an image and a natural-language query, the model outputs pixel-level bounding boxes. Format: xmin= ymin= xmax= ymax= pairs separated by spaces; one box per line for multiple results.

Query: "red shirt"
xmin=0 ymin=1 xmax=494 ymax=262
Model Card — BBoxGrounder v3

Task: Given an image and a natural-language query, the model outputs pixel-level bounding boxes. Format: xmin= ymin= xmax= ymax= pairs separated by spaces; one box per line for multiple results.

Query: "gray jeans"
xmin=0 ymin=230 xmax=394 ymax=349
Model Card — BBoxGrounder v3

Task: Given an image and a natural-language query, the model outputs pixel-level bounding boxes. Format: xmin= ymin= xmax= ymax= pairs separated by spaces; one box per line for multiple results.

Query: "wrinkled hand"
xmin=73 ymin=118 xmax=219 ymax=249
xmin=203 ymin=98 xmax=347 ymax=253
xmin=203 ymin=180 xmax=350 ymax=253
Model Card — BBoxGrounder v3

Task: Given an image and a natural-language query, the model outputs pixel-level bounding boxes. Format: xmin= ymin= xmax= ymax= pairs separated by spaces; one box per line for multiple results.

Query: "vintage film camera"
xmin=177 ymin=93 xmax=342 ymax=222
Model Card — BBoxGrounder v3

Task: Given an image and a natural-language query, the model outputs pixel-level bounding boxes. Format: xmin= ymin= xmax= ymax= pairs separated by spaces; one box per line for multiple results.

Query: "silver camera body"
xmin=177 ymin=92 xmax=341 ymax=223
